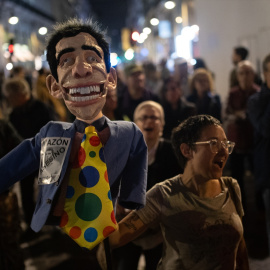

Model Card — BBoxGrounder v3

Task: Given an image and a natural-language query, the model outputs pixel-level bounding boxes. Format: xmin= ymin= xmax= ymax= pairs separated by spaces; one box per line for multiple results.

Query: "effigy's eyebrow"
xmin=82 ymin=45 xmax=102 ymax=58
xmin=56 ymin=48 xmax=74 ymax=65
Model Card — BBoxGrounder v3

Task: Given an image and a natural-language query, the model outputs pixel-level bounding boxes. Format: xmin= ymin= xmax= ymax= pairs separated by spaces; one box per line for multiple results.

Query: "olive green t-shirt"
xmin=136 ymin=175 xmax=244 ymax=270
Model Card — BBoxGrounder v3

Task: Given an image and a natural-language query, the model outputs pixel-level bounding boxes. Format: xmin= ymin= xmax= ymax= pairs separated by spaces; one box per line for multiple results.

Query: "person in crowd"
xmin=10 ymin=65 xmax=33 ymax=90
xmin=118 ymin=63 xmax=159 ymax=121
xmin=193 ymin=57 xmax=208 ymax=71
xmin=10 ymin=65 xmax=25 ymax=80
xmin=109 ymin=114 xmax=249 ymax=270
xmin=0 ymin=18 xmax=147 ymax=258
xmin=143 ymin=61 xmax=162 ymax=97
xmin=158 ymin=58 xmax=171 ymax=81
xmin=110 ymin=101 xmax=181 ymax=270
xmin=193 ymin=57 xmax=215 ymax=80
xmin=224 ymin=60 xmax=260 ymax=209
xmin=0 ymin=69 xmax=6 ymax=114
xmin=160 ymin=76 xmax=196 ymax=139
xmin=247 ymin=53 xmax=270 ymax=256
xmin=229 ymin=46 xmax=262 ymax=88
xmin=187 ymin=68 xmax=221 ymax=121
xmin=34 ymin=67 xmax=69 ymax=122
xmin=230 ymin=47 xmax=249 ymax=88
xmin=114 ymin=65 xmax=126 ymax=101
xmin=0 ymin=108 xmax=24 ymax=270
xmin=173 ymin=57 xmax=190 ymax=97
xmin=2 ymin=77 xmax=56 ymax=240
xmin=102 ymin=87 xmax=123 ymax=120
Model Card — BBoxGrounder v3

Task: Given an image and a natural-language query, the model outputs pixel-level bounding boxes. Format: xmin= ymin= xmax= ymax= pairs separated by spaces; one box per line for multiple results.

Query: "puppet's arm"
xmin=0 ymin=133 xmax=41 ymax=193
xmin=116 ymin=122 xmax=147 ymax=210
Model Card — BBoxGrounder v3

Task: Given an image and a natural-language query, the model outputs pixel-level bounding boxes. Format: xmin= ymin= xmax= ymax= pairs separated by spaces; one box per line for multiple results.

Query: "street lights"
xmin=38 ymin=27 xmax=48 ymax=35
xmin=8 ymin=16 xmax=19 ymax=25
xmin=164 ymin=1 xmax=176 ymax=10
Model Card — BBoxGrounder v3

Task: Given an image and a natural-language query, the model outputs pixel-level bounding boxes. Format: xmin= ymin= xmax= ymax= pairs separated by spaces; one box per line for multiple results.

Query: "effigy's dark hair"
xmin=46 ymin=18 xmax=110 ymax=81
xmin=171 ymin=114 xmax=221 ymax=169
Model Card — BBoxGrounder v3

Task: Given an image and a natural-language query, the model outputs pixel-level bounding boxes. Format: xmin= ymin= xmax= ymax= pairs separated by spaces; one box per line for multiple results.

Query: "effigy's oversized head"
xmin=46 ymin=18 xmax=116 ymax=123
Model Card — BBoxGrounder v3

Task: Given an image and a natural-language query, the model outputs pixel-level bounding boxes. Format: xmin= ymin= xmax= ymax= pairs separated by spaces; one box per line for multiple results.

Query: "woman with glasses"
xmin=109 ymin=114 xmax=249 ymax=270
xmin=111 ymin=101 xmax=181 ymax=270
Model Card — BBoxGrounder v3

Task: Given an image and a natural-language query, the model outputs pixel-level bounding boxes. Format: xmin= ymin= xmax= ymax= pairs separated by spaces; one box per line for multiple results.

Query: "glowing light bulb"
xmin=164 ymin=1 xmax=176 ymax=9
xmin=9 ymin=16 xmax=19 ymax=25
xmin=150 ymin=18 xmax=159 ymax=26
xmin=38 ymin=27 xmax=48 ymax=35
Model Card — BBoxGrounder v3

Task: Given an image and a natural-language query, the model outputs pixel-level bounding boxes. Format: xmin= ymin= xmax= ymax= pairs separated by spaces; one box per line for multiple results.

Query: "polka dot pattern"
xmin=99 ymin=147 xmax=105 ymax=163
xmin=60 ymin=211 xmax=68 ymax=227
xmin=89 ymin=151 xmax=96 ymax=158
xmin=103 ymin=226 xmax=116 ymax=238
xmin=70 ymin=226 xmax=81 ymax=239
xmin=104 ymin=170 xmax=109 ymax=183
xmin=79 ymin=166 xmax=99 ymax=188
xmin=108 ymin=190 xmax=112 ymax=201
xmin=60 ymin=125 xmax=117 ymax=250
xmin=72 ymin=146 xmax=85 ymax=168
xmin=84 ymin=227 xmax=98 ymax=242
xmin=90 ymin=135 xmax=100 ymax=146
xmin=66 ymin=186 xmax=75 ymax=199
xmin=75 ymin=193 xmax=102 ymax=221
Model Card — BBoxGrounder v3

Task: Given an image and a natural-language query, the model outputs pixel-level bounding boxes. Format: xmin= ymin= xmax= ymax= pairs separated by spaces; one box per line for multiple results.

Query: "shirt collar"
xmin=74 ymin=116 xmax=108 ymax=133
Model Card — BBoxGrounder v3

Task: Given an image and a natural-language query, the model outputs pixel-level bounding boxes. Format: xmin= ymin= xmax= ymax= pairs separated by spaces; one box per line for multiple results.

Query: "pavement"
xmin=15 ymin=169 xmax=270 ymax=270
xmin=21 ymin=227 xmax=102 ymax=270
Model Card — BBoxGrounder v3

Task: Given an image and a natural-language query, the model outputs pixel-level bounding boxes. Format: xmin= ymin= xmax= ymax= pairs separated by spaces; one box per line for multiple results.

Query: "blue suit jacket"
xmin=0 ymin=117 xmax=147 ymax=232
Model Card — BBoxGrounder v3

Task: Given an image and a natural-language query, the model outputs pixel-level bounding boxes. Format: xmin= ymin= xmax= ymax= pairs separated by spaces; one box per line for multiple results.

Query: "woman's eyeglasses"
xmin=193 ymin=139 xmax=235 ymax=154
xmin=137 ymin=115 xmax=161 ymax=122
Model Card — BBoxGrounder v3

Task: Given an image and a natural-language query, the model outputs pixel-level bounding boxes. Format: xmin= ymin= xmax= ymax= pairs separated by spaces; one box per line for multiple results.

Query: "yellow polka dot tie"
xmin=60 ymin=126 xmax=117 ymax=250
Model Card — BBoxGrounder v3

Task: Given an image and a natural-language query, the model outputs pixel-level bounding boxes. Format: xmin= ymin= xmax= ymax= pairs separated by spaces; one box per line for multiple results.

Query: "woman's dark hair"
xmin=46 ymin=18 xmax=110 ymax=82
xmin=160 ymin=76 xmax=180 ymax=102
xmin=171 ymin=115 xmax=221 ymax=169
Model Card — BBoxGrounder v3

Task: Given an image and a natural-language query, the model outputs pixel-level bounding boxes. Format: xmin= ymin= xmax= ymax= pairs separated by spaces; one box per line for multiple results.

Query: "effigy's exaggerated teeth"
xmin=69 ymin=85 xmax=100 ymax=95
xmin=68 ymin=94 xmax=100 ymax=101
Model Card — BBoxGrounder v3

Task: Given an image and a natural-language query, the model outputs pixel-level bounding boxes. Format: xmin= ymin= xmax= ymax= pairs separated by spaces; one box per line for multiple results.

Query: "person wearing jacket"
xmin=247 ymin=53 xmax=270 ymax=256
xmin=0 ymin=18 xmax=147 ymax=241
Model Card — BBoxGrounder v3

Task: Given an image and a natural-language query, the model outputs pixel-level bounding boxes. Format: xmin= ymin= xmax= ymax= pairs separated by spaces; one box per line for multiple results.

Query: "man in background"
xmin=3 ymin=77 xmax=54 ymax=240
xmin=118 ymin=63 xmax=159 ymax=121
xmin=230 ymin=46 xmax=262 ymax=88
xmin=247 ymin=53 xmax=270 ymax=257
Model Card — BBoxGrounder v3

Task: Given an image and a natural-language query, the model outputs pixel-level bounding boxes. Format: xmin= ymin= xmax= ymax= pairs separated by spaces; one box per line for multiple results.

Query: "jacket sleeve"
xmin=0 ymin=127 xmax=43 ymax=193
xmin=117 ymin=123 xmax=148 ymax=210
xmin=247 ymin=93 xmax=270 ymax=138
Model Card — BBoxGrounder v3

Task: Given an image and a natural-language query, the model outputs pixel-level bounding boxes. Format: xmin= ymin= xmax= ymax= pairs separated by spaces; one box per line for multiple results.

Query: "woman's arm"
xmin=236 ymin=236 xmax=250 ymax=270
xmin=109 ymin=210 xmax=149 ymax=249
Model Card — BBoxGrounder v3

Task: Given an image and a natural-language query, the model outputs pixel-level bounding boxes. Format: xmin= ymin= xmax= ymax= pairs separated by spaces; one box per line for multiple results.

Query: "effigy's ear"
xmin=105 ymin=67 xmax=117 ymax=91
xmin=46 ymin=74 xmax=63 ymax=99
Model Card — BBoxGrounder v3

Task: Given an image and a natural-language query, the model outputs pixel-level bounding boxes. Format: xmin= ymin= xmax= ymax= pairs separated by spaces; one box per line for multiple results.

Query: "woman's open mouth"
xmin=213 ymin=159 xmax=224 ymax=169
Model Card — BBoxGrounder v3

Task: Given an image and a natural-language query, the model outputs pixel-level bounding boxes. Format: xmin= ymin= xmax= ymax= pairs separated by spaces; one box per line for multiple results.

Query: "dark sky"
xmin=89 ymin=0 xmax=129 ymax=53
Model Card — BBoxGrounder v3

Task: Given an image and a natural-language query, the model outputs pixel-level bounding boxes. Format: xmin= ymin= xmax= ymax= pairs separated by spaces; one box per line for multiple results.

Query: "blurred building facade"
xmin=122 ymin=0 xmax=198 ymax=68
xmin=0 ymin=0 xmax=93 ymax=75
xmin=123 ymin=0 xmax=270 ymax=102
xmin=1 ymin=0 xmax=270 ymax=104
